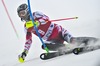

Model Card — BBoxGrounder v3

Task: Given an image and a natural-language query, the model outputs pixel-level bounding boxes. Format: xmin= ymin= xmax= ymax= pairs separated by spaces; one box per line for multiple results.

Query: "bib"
xmin=25 ymin=21 xmax=39 ymax=29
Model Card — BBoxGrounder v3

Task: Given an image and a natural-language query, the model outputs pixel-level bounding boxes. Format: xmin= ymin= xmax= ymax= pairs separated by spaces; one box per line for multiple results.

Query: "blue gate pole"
xmin=27 ymin=0 xmax=49 ymax=53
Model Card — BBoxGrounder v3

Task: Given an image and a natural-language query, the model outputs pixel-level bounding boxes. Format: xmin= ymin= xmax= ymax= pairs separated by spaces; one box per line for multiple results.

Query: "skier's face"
xmin=18 ymin=10 xmax=27 ymax=19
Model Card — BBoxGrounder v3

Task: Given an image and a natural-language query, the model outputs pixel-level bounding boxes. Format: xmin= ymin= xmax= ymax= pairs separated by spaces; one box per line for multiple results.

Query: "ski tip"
xmin=40 ymin=53 xmax=47 ymax=60
xmin=18 ymin=57 xmax=25 ymax=63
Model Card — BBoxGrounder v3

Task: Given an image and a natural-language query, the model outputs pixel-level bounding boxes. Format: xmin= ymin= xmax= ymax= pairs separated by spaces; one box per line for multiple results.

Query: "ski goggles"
xmin=18 ymin=10 xmax=27 ymax=17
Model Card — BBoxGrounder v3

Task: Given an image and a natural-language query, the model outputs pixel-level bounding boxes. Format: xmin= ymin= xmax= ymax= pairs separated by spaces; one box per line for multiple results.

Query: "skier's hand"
xmin=18 ymin=50 xmax=28 ymax=63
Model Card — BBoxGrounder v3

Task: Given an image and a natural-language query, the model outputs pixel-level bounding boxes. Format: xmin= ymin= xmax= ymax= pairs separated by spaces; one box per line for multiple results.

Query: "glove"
xmin=18 ymin=49 xmax=28 ymax=63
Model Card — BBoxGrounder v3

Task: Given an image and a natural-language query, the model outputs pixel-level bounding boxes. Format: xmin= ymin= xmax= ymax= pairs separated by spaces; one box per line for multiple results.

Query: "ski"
xmin=40 ymin=37 xmax=100 ymax=60
xmin=40 ymin=49 xmax=73 ymax=60
xmin=40 ymin=45 xmax=100 ymax=60
xmin=72 ymin=44 xmax=100 ymax=55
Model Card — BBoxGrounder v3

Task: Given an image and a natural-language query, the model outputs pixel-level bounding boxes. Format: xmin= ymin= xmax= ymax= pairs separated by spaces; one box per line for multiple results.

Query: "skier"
xmin=17 ymin=3 xmax=92 ymax=62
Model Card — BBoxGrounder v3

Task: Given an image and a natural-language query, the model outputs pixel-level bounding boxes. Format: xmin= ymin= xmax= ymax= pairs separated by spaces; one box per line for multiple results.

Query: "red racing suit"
xmin=24 ymin=11 xmax=73 ymax=51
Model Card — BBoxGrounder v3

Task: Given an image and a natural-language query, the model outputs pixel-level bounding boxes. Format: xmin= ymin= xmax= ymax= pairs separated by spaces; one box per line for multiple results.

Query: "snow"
xmin=0 ymin=0 xmax=100 ymax=66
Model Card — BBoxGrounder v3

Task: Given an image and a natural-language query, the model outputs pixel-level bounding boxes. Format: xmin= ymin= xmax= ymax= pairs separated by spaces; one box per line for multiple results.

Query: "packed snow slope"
xmin=0 ymin=0 xmax=100 ymax=66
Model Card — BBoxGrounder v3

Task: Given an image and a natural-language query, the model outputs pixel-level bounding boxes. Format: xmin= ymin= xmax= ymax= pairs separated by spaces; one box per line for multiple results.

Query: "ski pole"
xmin=27 ymin=0 xmax=49 ymax=53
xmin=50 ymin=17 xmax=78 ymax=22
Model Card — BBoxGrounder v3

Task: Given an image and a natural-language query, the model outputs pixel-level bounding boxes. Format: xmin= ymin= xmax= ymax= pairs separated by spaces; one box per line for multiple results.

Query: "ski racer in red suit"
xmin=17 ymin=3 xmax=75 ymax=62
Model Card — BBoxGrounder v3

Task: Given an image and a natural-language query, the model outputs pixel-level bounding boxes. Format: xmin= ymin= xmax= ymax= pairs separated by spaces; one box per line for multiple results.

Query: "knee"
xmin=63 ymin=33 xmax=73 ymax=43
